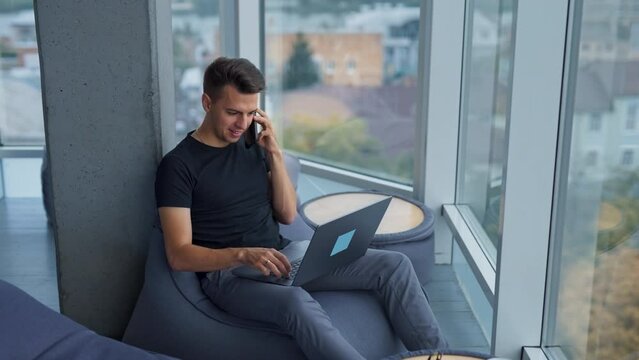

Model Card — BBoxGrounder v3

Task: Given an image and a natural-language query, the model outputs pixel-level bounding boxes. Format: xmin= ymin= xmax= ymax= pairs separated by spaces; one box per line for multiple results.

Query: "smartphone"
xmin=245 ymin=114 xmax=261 ymax=148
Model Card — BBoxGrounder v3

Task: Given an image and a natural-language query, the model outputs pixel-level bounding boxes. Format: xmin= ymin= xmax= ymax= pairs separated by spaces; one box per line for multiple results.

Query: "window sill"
xmin=442 ymin=204 xmax=496 ymax=305
xmin=0 ymin=146 xmax=45 ymax=158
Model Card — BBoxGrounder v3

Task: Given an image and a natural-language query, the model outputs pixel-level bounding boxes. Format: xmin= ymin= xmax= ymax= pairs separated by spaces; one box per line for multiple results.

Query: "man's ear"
xmin=201 ymin=93 xmax=213 ymax=112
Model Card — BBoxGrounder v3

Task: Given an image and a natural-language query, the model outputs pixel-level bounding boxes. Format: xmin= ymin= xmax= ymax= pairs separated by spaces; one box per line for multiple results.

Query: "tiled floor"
xmin=0 ymin=196 xmax=489 ymax=354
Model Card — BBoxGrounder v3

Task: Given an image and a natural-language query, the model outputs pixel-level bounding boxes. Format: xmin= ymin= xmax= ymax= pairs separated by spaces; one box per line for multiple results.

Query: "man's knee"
xmin=276 ymin=288 xmax=321 ymax=325
xmin=376 ymin=250 xmax=412 ymax=272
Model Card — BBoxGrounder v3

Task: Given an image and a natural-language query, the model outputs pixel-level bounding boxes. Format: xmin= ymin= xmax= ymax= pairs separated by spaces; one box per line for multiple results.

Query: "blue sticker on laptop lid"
xmin=330 ymin=229 xmax=356 ymax=256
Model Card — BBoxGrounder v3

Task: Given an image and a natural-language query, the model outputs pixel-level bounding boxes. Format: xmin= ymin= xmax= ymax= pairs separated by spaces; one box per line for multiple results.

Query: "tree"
xmin=598 ymin=167 xmax=639 ymax=251
xmin=283 ymin=33 xmax=320 ymax=90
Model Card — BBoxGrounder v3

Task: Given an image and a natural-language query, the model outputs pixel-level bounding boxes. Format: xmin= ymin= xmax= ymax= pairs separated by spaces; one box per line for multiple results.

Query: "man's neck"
xmin=192 ymin=120 xmax=227 ymax=148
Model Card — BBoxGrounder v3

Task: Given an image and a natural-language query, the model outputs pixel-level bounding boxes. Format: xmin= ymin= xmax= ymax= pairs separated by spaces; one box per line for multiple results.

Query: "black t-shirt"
xmin=155 ymin=132 xmax=288 ymax=250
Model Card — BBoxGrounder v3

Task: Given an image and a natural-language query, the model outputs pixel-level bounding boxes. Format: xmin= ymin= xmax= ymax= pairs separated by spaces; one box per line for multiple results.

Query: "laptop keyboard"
xmin=287 ymin=259 xmax=302 ymax=279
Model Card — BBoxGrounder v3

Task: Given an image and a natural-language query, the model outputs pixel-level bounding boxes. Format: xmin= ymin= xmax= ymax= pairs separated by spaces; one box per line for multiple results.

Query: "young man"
xmin=155 ymin=57 xmax=447 ymax=360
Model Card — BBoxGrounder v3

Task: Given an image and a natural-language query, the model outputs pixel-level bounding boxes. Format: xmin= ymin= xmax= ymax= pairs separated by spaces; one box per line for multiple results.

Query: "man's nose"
xmin=237 ymin=114 xmax=252 ymax=129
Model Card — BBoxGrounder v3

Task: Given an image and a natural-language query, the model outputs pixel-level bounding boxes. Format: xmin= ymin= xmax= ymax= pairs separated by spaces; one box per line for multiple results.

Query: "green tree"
xmin=314 ymin=118 xmax=384 ymax=168
xmin=282 ymin=113 xmax=414 ymax=181
xmin=598 ymin=167 xmax=639 ymax=252
xmin=283 ymin=33 xmax=320 ymax=90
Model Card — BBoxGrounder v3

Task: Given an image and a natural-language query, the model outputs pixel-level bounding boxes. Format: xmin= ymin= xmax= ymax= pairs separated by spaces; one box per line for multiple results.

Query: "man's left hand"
xmin=253 ymin=109 xmax=282 ymax=156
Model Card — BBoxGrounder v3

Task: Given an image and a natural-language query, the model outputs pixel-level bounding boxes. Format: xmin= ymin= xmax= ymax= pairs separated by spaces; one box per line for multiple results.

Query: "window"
xmin=346 ymin=59 xmax=357 ymax=75
xmin=171 ymin=0 xmax=220 ymax=144
xmin=0 ymin=2 xmax=45 ymax=199
xmin=589 ymin=113 xmax=602 ymax=131
xmin=457 ymin=0 xmax=515 ymax=259
xmin=264 ymin=1 xmax=421 ymax=185
xmin=626 ymin=103 xmax=637 ymax=131
xmin=621 ymin=149 xmax=634 ymax=166
xmin=543 ymin=1 xmax=639 ymax=359
xmin=0 ymin=4 xmax=45 ymax=146
xmin=324 ymin=60 xmax=336 ymax=75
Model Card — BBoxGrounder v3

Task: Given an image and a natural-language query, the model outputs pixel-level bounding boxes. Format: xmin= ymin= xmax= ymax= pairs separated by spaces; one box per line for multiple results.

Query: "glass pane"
xmin=0 ymin=2 xmax=45 ymax=145
xmin=452 ymin=241 xmax=493 ymax=348
xmin=457 ymin=0 xmax=515 ymax=258
xmin=543 ymin=1 xmax=639 ymax=359
xmin=2 ymin=158 xmax=42 ymax=197
xmin=264 ymin=1 xmax=421 ymax=185
xmin=171 ymin=0 xmax=220 ymax=144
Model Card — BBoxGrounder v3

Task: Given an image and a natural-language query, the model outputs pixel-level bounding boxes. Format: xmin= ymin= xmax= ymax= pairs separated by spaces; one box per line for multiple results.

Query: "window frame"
xmin=430 ymin=0 xmax=571 ymax=358
xmin=620 ymin=147 xmax=636 ymax=167
xmin=488 ymin=1 xmax=568 ymax=357
xmin=159 ymin=1 xmax=583 ymax=359
xmin=257 ymin=0 xmax=424 ymax=194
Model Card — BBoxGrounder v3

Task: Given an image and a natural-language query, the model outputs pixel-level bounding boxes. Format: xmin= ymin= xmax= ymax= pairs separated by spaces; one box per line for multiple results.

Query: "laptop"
xmin=231 ymin=196 xmax=392 ymax=286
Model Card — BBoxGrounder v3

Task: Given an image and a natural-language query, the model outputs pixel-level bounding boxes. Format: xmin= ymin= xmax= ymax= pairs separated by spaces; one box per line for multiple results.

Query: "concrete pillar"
xmin=34 ymin=0 xmax=173 ymax=338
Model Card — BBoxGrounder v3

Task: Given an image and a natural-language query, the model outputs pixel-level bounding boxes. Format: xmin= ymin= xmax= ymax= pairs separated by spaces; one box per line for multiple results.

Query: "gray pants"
xmin=201 ymin=249 xmax=447 ymax=360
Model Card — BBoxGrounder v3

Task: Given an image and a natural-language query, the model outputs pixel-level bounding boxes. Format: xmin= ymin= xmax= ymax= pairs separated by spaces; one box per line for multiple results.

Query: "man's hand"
xmin=238 ymin=247 xmax=292 ymax=277
xmin=253 ymin=109 xmax=282 ymax=156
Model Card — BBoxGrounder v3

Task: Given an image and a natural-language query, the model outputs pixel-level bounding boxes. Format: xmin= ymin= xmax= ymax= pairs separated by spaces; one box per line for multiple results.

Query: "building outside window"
xmin=585 ymin=150 xmax=599 ymax=167
xmin=0 ymin=1 xmax=44 ymax=146
xmin=0 ymin=1 xmax=45 ymax=198
xmin=264 ymin=0 xmax=421 ymax=185
xmin=543 ymin=1 xmax=639 ymax=359
xmin=589 ymin=113 xmax=602 ymax=131
xmin=621 ymin=149 xmax=634 ymax=166
xmin=626 ymin=103 xmax=637 ymax=131
xmin=171 ymin=0 xmax=220 ymax=144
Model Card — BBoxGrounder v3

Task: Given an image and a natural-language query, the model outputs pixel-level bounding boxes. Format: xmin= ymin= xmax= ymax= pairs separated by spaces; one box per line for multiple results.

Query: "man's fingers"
xmin=264 ymin=258 xmax=283 ymax=277
xmin=250 ymin=249 xmax=289 ymax=277
xmin=252 ymin=113 xmax=269 ymax=127
xmin=272 ymin=251 xmax=291 ymax=273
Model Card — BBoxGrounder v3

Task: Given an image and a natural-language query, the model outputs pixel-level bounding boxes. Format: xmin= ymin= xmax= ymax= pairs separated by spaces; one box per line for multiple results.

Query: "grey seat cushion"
xmin=0 ymin=280 xmax=175 ymax=360
xmin=123 ymin=227 xmax=406 ymax=360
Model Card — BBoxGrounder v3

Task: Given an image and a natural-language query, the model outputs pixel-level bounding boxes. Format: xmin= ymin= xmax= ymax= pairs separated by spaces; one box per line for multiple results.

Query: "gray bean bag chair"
xmin=123 ymin=153 xmax=408 ymax=359
xmin=122 ymin=227 xmax=406 ymax=359
xmin=0 ymin=279 xmax=175 ymax=360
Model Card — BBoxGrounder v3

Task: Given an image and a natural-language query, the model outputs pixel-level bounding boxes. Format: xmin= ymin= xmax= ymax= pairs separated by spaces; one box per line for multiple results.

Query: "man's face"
xmin=202 ymin=85 xmax=258 ymax=147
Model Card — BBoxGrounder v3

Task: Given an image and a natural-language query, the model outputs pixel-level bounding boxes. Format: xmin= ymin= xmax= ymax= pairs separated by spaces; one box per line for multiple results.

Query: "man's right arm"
xmin=159 ymin=207 xmax=291 ymax=276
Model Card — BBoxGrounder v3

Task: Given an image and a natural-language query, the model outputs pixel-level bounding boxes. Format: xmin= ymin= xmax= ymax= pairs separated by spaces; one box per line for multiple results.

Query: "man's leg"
xmin=201 ymin=271 xmax=365 ymax=360
xmin=303 ymin=249 xmax=448 ymax=350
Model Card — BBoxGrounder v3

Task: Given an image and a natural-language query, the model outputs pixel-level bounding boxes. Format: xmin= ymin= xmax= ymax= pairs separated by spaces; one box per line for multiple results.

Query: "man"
xmin=155 ymin=57 xmax=447 ymax=360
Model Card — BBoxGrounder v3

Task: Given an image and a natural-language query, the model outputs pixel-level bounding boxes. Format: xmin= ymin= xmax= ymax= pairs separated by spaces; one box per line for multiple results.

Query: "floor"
xmin=0 ymin=197 xmax=489 ymax=354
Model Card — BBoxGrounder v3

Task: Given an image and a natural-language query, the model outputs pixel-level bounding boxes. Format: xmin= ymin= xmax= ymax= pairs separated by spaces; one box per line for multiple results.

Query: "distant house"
xmin=10 ymin=10 xmax=38 ymax=70
xmin=265 ymin=3 xmax=424 ymax=87
xmin=267 ymin=32 xmax=384 ymax=87
xmin=572 ymin=61 xmax=639 ymax=180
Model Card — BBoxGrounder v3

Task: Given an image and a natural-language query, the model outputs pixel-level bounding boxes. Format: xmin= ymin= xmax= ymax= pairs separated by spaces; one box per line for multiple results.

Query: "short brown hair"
xmin=203 ymin=57 xmax=265 ymax=102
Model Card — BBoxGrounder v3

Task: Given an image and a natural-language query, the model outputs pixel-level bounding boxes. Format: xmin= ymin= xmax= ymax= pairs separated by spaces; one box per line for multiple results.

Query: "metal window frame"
xmin=443 ymin=204 xmax=496 ymax=304
xmin=167 ymin=2 xmax=582 ymax=357
xmin=542 ymin=0 xmax=585 ymax=351
xmin=490 ymin=0 xmax=569 ymax=358
xmin=253 ymin=0 xmax=432 ymax=199
xmin=0 ymin=146 xmax=45 ymax=158
xmin=300 ymin=159 xmax=412 ymax=197
xmin=418 ymin=0 xmax=466 ymax=264
xmin=151 ymin=0 xmax=176 ymax=155
xmin=219 ymin=1 xmax=239 ymax=58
